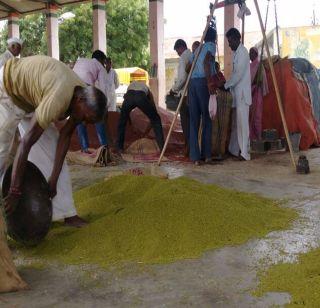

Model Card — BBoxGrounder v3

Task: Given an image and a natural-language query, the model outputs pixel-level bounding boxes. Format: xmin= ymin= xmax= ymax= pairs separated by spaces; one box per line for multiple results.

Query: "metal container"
xmin=296 ymin=155 xmax=310 ymax=174
xmin=2 ymin=161 xmax=52 ymax=246
xmin=165 ymin=94 xmax=179 ymax=111
xmin=262 ymin=129 xmax=279 ymax=141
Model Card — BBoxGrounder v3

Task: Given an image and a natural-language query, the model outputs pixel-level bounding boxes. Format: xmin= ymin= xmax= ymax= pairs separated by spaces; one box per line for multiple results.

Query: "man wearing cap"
xmin=0 ymin=37 xmax=23 ymax=68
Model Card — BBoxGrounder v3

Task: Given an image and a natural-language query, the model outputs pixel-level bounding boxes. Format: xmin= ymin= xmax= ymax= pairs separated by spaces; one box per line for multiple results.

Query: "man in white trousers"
xmin=0 ymin=40 xmax=85 ymax=227
xmin=224 ymin=28 xmax=252 ymax=161
xmin=105 ymin=57 xmax=119 ymax=112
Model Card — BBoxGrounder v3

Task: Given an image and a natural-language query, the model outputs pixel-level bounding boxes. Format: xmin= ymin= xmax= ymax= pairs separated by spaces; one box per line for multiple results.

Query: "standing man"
xmin=170 ymin=39 xmax=193 ymax=154
xmin=224 ymin=28 xmax=252 ymax=161
xmin=73 ymin=50 xmax=110 ymax=153
xmin=249 ymin=47 xmax=269 ymax=141
xmin=0 ymin=38 xmax=23 ymax=67
xmin=105 ymin=57 xmax=119 ymax=112
xmin=117 ymin=81 xmax=164 ymax=152
xmin=188 ymin=27 xmax=217 ymax=165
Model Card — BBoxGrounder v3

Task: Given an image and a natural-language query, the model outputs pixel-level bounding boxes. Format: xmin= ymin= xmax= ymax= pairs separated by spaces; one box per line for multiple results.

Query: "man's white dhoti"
xmin=0 ymin=66 xmax=77 ymax=221
xmin=18 ymin=119 xmax=77 ymax=221
xmin=228 ymin=105 xmax=250 ymax=161
xmin=0 ymin=67 xmax=26 ymax=182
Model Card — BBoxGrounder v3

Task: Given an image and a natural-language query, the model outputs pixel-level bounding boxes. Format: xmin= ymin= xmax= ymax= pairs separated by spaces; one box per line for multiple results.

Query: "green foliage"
xmin=106 ymin=0 xmax=150 ymax=69
xmin=0 ymin=0 xmax=149 ymax=68
xmin=59 ymin=4 xmax=93 ymax=63
xmin=0 ymin=13 xmax=47 ymax=56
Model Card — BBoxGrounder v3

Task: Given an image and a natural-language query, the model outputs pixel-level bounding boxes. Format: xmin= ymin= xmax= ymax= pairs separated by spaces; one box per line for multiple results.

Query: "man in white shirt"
xmin=105 ymin=57 xmax=119 ymax=112
xmin=73 ymin=50 xmax=110 ymax=153
xmin=0 ymin=37 xmax=22 ymax=68
xmin=170 ymin=39 xmax=193 ymax=153
xmin=224 ymin=28 xmax=252 ymax=161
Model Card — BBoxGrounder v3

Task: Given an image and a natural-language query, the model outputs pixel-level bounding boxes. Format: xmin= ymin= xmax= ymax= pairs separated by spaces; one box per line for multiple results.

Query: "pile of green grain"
xmin=20 ymin=175 xmax=296 ymax=267
xmin=255 ymin=248 xmax=320 ymax=307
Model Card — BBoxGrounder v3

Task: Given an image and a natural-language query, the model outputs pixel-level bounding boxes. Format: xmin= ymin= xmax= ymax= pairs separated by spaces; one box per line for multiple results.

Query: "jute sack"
xmin=0 ymin=209 xmax=28 ymax=293
xmin=66 ymin=146 xmax=110 ymax=166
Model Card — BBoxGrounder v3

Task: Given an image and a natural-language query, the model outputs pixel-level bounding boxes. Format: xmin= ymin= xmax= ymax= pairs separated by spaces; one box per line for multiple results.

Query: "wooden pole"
xmin=253 ymin=0 xmax=296 ymax=169
xmin=157 ymin=0 xmax=218 ymax=166
xmin=241 ymin=14 xmax=245 ymax=44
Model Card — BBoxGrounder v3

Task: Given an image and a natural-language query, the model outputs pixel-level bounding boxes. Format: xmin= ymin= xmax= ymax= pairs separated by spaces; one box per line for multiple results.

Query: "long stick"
xmin=253 ymin=0 xmax=296 ymax=169
xmin=241 ymin=14 xmax=245 ymax=44
xmin=158 ymin=1 xmax=218 ymax=165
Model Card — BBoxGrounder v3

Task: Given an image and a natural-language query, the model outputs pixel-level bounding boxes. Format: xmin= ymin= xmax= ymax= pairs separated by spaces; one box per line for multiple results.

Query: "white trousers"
xmin=0 ymin=68 xmax=77 ymax=221
xmin=228 ymin=104 xmax=251 ymax=161
xmin=18 ymin=118 xmax=77 ymax=221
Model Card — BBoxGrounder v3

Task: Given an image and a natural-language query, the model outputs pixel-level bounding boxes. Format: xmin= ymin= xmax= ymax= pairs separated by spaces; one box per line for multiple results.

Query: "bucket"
xmin=165 ymin=94 xmax=179 ymax=111
xmin=2 ymin=161 xmax=52 ymax=246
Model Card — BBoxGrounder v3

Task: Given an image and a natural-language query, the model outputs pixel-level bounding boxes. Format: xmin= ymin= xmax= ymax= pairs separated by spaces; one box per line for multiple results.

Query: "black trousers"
xmin=117 ymin=90 xmax=165 ymax=150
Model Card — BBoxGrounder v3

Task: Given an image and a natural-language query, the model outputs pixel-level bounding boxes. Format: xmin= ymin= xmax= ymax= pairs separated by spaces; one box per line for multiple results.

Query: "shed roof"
xmin=0 ymin=1 xmax=88 ymax=20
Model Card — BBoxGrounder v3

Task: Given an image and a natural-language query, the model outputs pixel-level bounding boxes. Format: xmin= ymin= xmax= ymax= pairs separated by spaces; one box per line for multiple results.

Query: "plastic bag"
xmin=209 ymin=95 xmax=217 ymax=119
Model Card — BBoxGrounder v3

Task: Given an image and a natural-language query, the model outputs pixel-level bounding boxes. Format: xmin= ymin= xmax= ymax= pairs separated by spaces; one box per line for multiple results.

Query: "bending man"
xmin=117 ymin=81 xmax=164 ymax=152
xmin=0 ymin=55 xmax=106 ymax=219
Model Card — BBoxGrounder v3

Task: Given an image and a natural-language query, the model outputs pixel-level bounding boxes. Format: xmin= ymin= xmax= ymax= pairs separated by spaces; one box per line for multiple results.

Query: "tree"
xmin=59 ymin=4 xmax=93 ymax=63
xmin=0 ymin=1 xmax=150 ymax=69
xmin=106 ymin=0 xmax=150 ymax=69
xmin=0 ymin=13 xmax=47 ymax=56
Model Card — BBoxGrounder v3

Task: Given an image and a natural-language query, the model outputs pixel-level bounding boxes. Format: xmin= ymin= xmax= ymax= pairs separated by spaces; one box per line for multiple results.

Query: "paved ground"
xmin=1 ymin=149 xmax=320 ymax=307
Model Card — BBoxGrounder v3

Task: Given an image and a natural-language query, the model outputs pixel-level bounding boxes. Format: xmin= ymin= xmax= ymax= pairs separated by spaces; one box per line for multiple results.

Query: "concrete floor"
xmin=1 ymin=149 xmax=320 ymax=307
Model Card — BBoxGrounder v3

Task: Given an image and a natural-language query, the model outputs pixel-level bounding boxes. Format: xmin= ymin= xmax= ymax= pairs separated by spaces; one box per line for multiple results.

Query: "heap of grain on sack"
xmin=20 ymin=175 xmax=296 ymax=267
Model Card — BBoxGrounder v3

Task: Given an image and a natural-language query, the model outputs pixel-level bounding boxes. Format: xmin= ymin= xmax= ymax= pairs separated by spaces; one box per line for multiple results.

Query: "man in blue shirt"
xmin=188 ymin=27 xmax=217 ymax=165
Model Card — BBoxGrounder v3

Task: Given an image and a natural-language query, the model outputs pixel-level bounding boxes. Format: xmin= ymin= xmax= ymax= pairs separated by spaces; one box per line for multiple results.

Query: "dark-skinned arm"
xmin=48 ymin=117 xmax=78 ymax=198
xmin=204 ymin=51 xmax=214 ymax=80
xmin=4 ymin=115 xmax=44 ymax=215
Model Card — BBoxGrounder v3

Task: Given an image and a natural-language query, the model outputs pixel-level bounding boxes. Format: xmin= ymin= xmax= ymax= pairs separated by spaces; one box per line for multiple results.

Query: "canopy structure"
xmin=0 ymin=0 xmax=242 ymax=108
xmin=0 ymin=1 xmax=89 ymax=20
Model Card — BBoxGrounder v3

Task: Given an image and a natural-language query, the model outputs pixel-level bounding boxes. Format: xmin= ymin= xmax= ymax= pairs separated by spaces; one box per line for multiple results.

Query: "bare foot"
xmin=64 ymin=215 xmax=88 ymax=228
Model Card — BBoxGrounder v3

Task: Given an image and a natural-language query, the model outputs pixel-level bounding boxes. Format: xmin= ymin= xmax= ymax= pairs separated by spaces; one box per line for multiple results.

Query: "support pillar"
xmin=224 ymin=5 xmax=240 ymax=79
xmin=8 ymin=13 xmax=20 ymax=39
xmin=46 ymin=4 xmax=59 ymax=59
xmin=92 ymin=0 xmax=107 ymax=54
xmin=149 ymin=0 xmax=165 ymax=107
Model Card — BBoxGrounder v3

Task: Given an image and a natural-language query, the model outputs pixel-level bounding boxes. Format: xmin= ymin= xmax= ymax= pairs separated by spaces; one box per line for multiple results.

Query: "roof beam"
xmin=0 ymin=1 xmax=21 ymax=14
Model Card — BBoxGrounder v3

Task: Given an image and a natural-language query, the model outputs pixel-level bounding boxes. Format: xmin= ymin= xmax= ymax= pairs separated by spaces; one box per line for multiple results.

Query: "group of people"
xmin=0 ymin=37 xmax=167 ymax=292
xmin=170 ymin=27 xmax=268 ymax=164
xmin=0 ymin=37 xmax=165 ymax=226
xmin=0 ymin=27 xmax=270 ymax=294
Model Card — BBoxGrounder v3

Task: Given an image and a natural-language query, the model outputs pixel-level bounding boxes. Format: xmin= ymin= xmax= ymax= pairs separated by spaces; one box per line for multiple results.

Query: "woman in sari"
xmin=249 ymin=47 xmax=269 ymax=140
